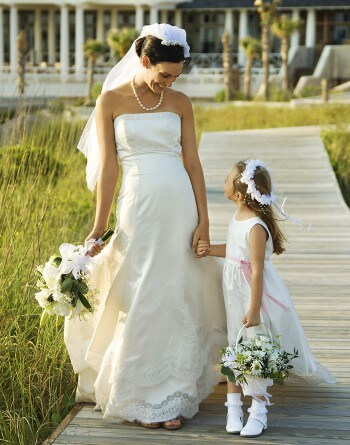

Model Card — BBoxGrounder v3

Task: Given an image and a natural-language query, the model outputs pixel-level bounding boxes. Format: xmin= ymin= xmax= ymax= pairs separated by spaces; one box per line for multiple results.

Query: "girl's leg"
xmin=240 ymin=396 xmax=268 ymax=438
xmin=226 ymin=381 xmax=244 ymax=434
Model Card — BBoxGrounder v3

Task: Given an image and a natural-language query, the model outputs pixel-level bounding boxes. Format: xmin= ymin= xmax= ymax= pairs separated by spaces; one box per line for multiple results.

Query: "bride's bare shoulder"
xmin=96 ymin=83 xmax=130 ymax=113
xmin=167 ymin=89 xmax=193 ymax=116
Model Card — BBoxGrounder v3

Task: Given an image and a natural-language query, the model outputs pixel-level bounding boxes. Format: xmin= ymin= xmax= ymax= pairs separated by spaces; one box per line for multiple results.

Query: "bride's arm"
xmin=180 ymin=93 xmax=210 ymax=251
xmin=86 ymin=92 xmax=119 ymax=253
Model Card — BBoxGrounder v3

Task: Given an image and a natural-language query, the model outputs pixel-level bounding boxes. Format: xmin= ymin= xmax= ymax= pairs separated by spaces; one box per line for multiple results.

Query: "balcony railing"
xmin=0 ymin=52 xmax=282 ymax=77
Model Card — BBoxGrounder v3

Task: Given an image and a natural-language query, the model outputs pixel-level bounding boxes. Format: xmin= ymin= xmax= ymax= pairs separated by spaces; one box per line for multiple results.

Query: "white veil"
xmin=78 ymin=23 xmax=190 ymax=191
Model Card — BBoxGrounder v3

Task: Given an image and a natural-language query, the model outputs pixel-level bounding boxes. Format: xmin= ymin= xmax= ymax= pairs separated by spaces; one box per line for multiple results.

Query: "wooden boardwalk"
xmin=49 ymin=126 xmax=350 ymax=444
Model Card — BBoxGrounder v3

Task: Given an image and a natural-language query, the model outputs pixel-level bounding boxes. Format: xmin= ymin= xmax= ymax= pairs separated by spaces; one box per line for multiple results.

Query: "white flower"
xmin=270 ymin=351 xmax=279 ymax=363
xmin=41 ymin=260 xmax=60 ymax=289
xmin=52 ymin=290 xmax=70 ymax=304
xmin=59 ymin=243 xmax=91 ymax=279
xmin=242 ymin=351 xmax=252 ymax=361
xmin=51 ymin=301 xmax=71 ymax=317
xmin=70 ymin=299 xmax=88 ymax=318
xmin=35 ymin=288 xmax=52 ymax=308
xmin=255 ymin=339 xmax=262 ymax=348
xmin=251 ymin=360 xmax=262 ymax=376
xmin=239 ymin=159 xmax=276 ymax=206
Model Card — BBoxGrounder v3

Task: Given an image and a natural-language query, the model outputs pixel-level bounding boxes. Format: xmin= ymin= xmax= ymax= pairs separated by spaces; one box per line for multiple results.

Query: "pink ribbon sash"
xmin=226 ymin=255 xmax=288 ymax=315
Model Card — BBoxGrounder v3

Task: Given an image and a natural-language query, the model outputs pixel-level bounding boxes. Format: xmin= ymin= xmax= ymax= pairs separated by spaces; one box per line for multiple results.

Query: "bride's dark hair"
xmin=135 ymin=35 xmax=190 ymax=64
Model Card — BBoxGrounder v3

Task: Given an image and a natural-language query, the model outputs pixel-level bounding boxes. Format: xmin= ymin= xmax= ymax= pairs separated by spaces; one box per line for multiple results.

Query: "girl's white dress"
xmin=223 ymin=212 xmax=336 ymax=384
xmin=64 ymin=112 xmax=227 ymax=423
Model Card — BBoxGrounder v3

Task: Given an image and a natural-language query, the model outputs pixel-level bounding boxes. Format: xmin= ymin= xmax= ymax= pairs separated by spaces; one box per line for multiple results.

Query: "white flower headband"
xmin=239 ymin=159 xmax=311 ymax=230
xmin=239 ymin=159 xmax=276 ymax=206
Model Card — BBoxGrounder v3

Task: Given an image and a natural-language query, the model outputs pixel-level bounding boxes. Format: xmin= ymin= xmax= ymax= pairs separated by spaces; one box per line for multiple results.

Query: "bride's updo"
xmin=135 ymin=35 xmax=190 ymax=64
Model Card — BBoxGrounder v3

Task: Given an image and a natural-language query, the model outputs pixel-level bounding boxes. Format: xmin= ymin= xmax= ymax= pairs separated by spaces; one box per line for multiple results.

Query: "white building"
xmin=0 ymin=1 xmax=349 ymax=88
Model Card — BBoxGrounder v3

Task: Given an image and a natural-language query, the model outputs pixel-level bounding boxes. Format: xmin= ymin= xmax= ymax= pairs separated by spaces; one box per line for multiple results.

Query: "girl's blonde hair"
xmin=233 ymin=160 xmax=286 ymax=255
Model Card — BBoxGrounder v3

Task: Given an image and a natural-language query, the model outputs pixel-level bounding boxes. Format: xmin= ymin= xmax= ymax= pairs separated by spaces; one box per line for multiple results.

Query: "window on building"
xmin=85 ymin=11 xmax=97 ymax=40
xmin=183 ymin=12 xmax=200 ymax=52
xmin=168 ymin=11 xmax=175 ymax=26
xmin=3 ymin=9 xmax=9 ymax=64
xmin=55 ymin=10 xmax=60 ymax=57
xmin=118 ymin=11 xmax=135 ymax=28
xmin=200 ymin=12 xmax=225 ymax=53
xmin=316 ymin=10 xmax=350 ymax=45
xmin=41 ymin=10 xmax=48 ymax=63
xmin=69 ymin=10 xmax=75 ymax=65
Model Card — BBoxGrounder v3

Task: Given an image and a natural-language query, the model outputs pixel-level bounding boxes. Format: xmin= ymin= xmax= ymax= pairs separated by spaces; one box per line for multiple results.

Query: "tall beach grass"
xmin=0 ymin=103 xmax=349 ymax=444
xmin=0 ymin=111 xmax=118 ymax=444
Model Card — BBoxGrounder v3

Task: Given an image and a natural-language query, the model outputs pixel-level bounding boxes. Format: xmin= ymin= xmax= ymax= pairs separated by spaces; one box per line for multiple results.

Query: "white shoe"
xmin=225 ymin=401 xmax=243 ymax=434
xmin=240 ymin=400 xmax=267 ymax=438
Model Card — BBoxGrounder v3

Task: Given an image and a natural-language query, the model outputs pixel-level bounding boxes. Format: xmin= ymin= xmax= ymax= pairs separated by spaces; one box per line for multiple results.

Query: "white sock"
xmin=250 ymin=399 xmax=267 ymax=414
xmin=227 ymin=393 xmax=242 ymax=405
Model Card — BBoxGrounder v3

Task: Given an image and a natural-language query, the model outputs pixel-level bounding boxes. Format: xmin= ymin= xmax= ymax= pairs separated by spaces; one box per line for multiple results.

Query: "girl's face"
xmin=224 ymin=168 xmax=237 ymax=200
xmin=143 ymin=58 xmax=183 ymax=94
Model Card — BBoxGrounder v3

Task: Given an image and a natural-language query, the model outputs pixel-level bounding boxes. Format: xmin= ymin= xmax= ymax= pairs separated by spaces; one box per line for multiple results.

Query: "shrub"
xmin=322 ymin=129 xmax=350 ymax=206
xmin=91 ymin=82 xmax=103 ymax=101
xmin=214 ymin=88 xmax=248 ymax=102
xmin=297 ymin=85 xmax=322 ymax=98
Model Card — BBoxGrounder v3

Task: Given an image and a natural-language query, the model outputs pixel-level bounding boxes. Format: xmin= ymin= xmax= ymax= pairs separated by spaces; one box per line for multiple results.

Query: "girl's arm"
xmin=197 ymin=240 xmax=226 ymax=258
xmin=85 ymin=92 xmax=119 ymax=256
xmin=243 ymin=224 xmax=267 ymax=328
xmin=179 ymin=94 xmax=209 ymax=252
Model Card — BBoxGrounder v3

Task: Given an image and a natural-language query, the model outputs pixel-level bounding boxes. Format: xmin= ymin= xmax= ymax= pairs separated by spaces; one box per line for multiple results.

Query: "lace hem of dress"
xmin=101 ymin=378 xmax=217 ymax=424
xmin=289 ymin=361 xmax=337 ymax=385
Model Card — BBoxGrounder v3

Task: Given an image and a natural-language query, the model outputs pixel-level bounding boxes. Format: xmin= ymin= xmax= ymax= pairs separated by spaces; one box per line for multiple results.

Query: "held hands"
xmin=192 ymin=222 xmax=210 ymax=258
xmin=196 ymin=240 xmax=211 ymax=258
xmin=243 ymin=309 xmax=261 ymax=328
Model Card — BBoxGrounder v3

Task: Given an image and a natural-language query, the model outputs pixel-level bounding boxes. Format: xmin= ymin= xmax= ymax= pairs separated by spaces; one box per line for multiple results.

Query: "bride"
xmin=64 ymin=23 xmax=226 ymax=430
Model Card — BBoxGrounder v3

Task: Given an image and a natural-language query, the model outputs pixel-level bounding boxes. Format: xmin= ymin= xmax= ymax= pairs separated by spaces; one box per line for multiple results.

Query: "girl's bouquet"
xmin=35 ymin=229 xmax=114 ymax=320
xmin=220 ymin=324 xmax=298 ymax=404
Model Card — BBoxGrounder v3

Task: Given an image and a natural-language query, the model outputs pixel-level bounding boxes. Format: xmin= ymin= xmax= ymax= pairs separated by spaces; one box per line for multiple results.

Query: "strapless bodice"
xmin=114 ymin=112 xmax=182 ymax=161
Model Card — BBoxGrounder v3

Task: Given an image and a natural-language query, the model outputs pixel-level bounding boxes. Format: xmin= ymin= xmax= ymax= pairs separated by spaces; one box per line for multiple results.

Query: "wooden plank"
xmin=51 ymin=126 xmax=350 ymax=444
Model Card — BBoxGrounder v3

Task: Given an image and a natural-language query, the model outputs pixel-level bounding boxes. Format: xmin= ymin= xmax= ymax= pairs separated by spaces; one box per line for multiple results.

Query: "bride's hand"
xmin=85 ymin=229 xmax=106 ymax=257
xmin=192 ymin=222 xmax=210 ymax=257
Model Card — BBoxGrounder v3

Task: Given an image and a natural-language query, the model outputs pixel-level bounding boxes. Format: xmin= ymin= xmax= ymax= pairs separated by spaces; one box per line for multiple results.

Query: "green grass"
xmin=194 ymin=104 xmax=350 ymax=140
xmin=0 ymin=104 xmax=349 ymax=444
xmin=322 ymin=128 xmax=350 ymax=206
xmin=0 ymin=112 xmax=118 ymax=444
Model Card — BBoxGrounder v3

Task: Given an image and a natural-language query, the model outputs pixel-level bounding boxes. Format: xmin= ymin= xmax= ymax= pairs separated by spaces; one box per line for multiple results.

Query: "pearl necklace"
xmin=131 ymin=77 xmax=164 ymax=111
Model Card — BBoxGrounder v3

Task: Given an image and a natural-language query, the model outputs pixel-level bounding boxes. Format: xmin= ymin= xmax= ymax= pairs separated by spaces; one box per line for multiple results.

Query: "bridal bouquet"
xmin=220 ymin=332 xmax=298 ymax=403
xmin=35 ymin=229 xmax=114 ymax=319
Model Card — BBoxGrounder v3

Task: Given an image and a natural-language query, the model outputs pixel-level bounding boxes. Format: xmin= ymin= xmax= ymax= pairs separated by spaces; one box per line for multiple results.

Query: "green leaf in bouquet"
xmin=71 ymin=295 xmax=78 ymax=307
xmin=220 ymin=365 xmax=236 ymax=382
xmin=61 ymin=276 xmax=74 ymax=293
xmin=76 ymin=279 xmax=89 ymax=294
xmin=78 ymin=292 xmax=93 ymax=312
xmin=53 ymin=256 xmax=62 ymax=267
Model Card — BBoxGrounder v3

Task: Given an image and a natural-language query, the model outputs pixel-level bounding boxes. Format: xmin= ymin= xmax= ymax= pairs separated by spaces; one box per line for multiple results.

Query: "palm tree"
xmin=240 ymin=37 xmax=262 ymax=99
xmin=83 ymin=40 xmax=105 ymax=101
xmin=17 ymin=30 xmax=29 ymax=95
xmin=254 ymin=0 xmax=280 ymax=100
xmin=222 ymin=31 xmax=233 ymax=101
xmin=272 ymin=15 xmax=303 ymax=91
xmin=107 ymin=28 xmax=139 ymax=59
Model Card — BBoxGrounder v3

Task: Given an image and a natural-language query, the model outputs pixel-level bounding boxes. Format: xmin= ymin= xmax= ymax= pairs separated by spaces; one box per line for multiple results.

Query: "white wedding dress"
xmin=64 ymin=111 xmax=227 ymax=423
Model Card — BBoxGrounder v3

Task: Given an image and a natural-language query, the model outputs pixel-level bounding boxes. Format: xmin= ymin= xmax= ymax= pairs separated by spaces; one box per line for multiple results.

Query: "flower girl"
xmin=198 ymin=159 xmax=336 ymax=438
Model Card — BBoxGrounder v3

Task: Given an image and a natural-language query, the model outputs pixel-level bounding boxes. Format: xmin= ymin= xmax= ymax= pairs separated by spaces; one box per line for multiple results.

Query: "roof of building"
xmin=179 ymin=0 xmax=350 ymax=9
